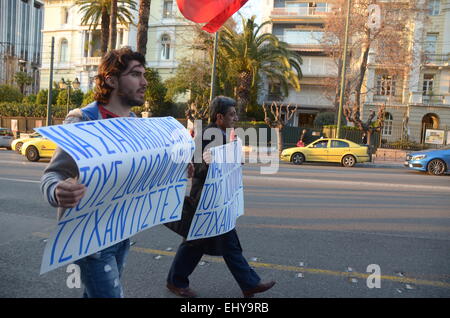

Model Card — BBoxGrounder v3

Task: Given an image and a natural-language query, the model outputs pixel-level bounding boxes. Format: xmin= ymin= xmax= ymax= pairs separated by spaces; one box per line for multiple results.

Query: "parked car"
xmin=0 ymin=127 xmax=13 ymax=150
xmin=404 ymin=147 xmax=450 ymax=176
xmin=280 ymin=138 xmax=371 ymax=167
xmin=11 ymin=132 xmax=42 ymax=153
xmin=21 ymin=138 xmax=57 ymax=162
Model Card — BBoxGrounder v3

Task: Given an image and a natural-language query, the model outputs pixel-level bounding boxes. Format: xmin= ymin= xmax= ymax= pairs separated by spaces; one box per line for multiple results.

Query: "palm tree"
xmin=219 ymin=16 xmax=303 ymax=117
xmin=109 ymin=0 xmax=118 ymax=50
xmin=137 ymin=0 xmax=151 ymax=56
xmin=76 ymin=0 xmax=137 ymax=55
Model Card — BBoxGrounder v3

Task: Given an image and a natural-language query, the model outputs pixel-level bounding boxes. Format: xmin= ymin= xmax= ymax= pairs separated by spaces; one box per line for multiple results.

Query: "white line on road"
xmin=244 ymin=175 xmax=450 ymax=192
xmin=0 ymin=177 xmax=40 ymax=184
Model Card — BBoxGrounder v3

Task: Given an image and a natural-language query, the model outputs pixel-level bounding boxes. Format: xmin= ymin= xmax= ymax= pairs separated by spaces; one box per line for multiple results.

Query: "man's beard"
xmin=117 ymin=87 xmax=144 ymax=107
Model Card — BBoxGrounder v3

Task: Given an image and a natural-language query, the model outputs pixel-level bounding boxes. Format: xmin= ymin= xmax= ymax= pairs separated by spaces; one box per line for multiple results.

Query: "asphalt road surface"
xmin=0 ymin=149 xmax=449 ymax=298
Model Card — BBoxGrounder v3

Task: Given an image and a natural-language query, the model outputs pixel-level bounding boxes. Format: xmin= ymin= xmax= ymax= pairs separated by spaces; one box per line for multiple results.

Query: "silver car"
xmin=0 ymin=127 xmax=13 ymax=149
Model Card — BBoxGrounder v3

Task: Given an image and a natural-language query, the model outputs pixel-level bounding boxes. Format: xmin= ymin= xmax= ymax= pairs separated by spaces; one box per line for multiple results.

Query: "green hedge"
xmin=0 ymin=102 xmax=67 ymax=118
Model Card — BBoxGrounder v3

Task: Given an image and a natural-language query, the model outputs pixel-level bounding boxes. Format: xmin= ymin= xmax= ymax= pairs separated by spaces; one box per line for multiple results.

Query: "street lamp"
xmin=59 ymin=77 xmax=80 ymax=114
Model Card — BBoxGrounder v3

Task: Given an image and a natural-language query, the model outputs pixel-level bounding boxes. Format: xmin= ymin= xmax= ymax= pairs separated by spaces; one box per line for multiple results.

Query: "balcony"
xmin=422 ymin=94 xmax=448 ymax=105
xmin=271 ymin=7 xmax=331 ymax=19
xmin=423 ymin=53 xmax=450 ymax=65
xmin=80 ymin=57 xmax=102 ymax=66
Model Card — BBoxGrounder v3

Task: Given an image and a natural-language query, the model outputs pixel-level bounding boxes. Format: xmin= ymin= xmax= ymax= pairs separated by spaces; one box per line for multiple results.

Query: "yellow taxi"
xmin=21 ymin=138 xmax=57 ymax=162
xmin=280 ymin=138 xmax=371 ymax=167
xmin=11 ymin=132 xmax=42 ymax=153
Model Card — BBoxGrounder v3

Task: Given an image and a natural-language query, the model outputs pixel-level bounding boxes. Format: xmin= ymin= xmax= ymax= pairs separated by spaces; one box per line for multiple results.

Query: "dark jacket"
xmin=184 ymin=123 xmax=242 ymax=256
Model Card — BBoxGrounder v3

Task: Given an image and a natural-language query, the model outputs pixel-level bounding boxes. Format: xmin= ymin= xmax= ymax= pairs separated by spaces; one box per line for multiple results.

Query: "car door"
xmin=307 ymin=139 xmax=329 ymax=161
xmin=329 ymin=140 xmax=350 ymax=163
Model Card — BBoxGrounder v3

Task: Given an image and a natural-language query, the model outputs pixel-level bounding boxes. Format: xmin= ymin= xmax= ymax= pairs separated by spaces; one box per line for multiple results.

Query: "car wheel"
xmin=427 ymin=159 xmax=446 ymax=176
xmin=342 ymin=155 xmax=356 ymax=167
xmin=15 ymin=142 xmax=23 ymax=153
xmin=291 ymin=153 xmax=305 ymax=165
xmin=26 ymin=146 xmax=40 ymax=162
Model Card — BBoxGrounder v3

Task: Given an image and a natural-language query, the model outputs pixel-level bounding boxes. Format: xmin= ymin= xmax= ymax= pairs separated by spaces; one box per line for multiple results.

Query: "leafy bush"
xmin=384 ymin=139 xmax=427 ymax=151
xmin=82 ymin=89 xmax=95 ymax=106
xmin=56 ymin=89 xmax=83 ymax=108
xmin=0 ymin=85 xmax=23 ymax=102
xmin=314 ymin=112 xmax=336 ymax=127
xmin=36 ymin=88 xmax=60 ymax=105
xmin=0 ymin=102 xmax=66 ymax=118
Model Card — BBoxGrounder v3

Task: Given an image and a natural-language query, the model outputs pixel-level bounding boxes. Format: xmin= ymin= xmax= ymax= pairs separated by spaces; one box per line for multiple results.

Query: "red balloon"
xmin=176 ymin=0 xmax=249 ymax=33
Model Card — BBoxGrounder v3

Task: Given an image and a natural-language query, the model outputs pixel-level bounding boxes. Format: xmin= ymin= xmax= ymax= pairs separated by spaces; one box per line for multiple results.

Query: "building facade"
xmin=260 ymin=0 xmax=338 ymax=127
xmin=146 ymin=0 xmax=200 ymax=82
xmin=363 ymin=0 xmax=450 ymax=144
xmin=0 ymin=0 xmax=44 ymax=94
xmin=40 ymin=0 xmax=138 ymax=93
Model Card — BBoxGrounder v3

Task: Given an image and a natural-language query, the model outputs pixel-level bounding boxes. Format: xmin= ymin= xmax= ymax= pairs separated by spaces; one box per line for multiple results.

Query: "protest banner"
xmin=36 ymin=117 xmax=194 ymax=274
xmin=187 ymin=139 xmax=244 ymax=241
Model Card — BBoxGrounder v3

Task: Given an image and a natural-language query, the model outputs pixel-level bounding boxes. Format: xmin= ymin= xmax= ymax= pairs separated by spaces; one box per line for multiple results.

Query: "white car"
xmin=0 ymin=127 xmax=13 ymax=149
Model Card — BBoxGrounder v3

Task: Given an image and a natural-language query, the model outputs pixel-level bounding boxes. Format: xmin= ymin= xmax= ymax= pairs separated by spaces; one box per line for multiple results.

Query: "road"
xmin=0 ymin=149 xmax=449 ymax=298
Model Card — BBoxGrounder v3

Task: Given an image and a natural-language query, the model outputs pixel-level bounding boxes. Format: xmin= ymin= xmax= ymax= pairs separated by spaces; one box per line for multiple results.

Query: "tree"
xmin=82 ymin=90 xmax=96 ymax=106
xmin=56 ymin=89 xmax=83 ymax=109
xmin=137 ymin=0 xmax=151 ymax=56
xmin=165 ymin=58 xmax=211 ymax=113
xmin=219 ymin=16 xmax=303 ymax=117
xmin=344 ymin=102 xmax=384 ymax=145
xmin=109 ymin=0 xmax=118 ymax=50
xmin=144 ymin=68 xmax=173 ymax=116
xmin=263 ymin=102 xmax=298 ymax=155
xmin=76 ymin=0 xmax=137 ymax=55
xmin=0 ymin=85 xmax=23 ymax=102
xmin=321 ymin=0 xmax=418 ymax=143
xmin=14 ymin=72 xmax=33 ymax=95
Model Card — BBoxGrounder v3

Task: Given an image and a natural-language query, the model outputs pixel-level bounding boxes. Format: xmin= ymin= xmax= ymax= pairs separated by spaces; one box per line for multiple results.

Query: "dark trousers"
xmin=167 ymin=237 xmax=261 ymax=291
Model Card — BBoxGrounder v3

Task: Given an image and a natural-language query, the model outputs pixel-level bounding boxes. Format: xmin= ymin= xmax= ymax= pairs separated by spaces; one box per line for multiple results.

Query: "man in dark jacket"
xmin=166 ymin=96 xmax=276 ymax=298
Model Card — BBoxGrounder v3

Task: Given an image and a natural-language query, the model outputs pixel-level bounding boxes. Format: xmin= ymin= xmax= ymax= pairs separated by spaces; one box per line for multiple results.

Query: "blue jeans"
xmin=75 ymin=239 xmax=130 ymax=298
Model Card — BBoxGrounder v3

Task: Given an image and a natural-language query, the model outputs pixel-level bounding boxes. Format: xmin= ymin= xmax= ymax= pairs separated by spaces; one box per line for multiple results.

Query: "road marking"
xmin=130 ymin=246 xmax=450 ymax=289
xmin=244 ymin=175 xmax=450 ymax=192
xmin=0 ymin=177 xmax=40 ymax=183
xmin=32 ymin=235 xmax=450 ymax=289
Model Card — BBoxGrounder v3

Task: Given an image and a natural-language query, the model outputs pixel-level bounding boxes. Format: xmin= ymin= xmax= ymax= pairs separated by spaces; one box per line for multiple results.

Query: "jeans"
xmin=75 ymin=239 xmax=130 ymax=298
xmin=167 ymin=237 xmax=261 ymax=291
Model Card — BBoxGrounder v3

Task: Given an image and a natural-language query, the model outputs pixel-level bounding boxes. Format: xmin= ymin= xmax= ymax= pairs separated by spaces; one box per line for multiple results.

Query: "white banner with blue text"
xmin=36 ymin=117 xmax=194 ymax=274
xmin=187 ymin=139 xmax=244 ymax=241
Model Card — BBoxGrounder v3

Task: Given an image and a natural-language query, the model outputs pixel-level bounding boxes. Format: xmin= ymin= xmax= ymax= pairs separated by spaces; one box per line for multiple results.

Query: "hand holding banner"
xmin=187 ymin=139 xmax=244 ymax=240
xmin=37 ymin=117 xmax=194 ymax=273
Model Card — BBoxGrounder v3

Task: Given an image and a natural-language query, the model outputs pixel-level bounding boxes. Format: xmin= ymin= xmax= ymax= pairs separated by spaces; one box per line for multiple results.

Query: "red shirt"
xmin=99 ymin=105 xmax=120 ymax=119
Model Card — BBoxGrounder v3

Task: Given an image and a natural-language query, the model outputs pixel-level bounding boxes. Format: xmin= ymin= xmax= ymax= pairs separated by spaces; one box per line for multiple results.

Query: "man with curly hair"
xmin=40 ymin=47 xmax=147 ymax=298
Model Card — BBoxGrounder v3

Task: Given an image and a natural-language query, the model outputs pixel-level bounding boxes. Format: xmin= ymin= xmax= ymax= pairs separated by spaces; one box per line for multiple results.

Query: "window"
xmin=161 ymin=35 xmax=171 ymax=60
xmin=312 ymin=140 xmax=328 ymax=148
xmin=60 ymin=39 xmax=68 ymax=62
xmin=425 ymin=34 xmax=438 ymax=54
xmin=331 ymin=140 xmax=349 ymax=148
xmin=382 ymin=112 xmax=393 ymax=136
xmin=428 ymin=0 xmax=440 ymax=16
xmin=163 ymin=0 xmax=173 ymax=18
xmin=284 ymin=30 xmax=323 ymax=45
xmin=376 ymin=75 xmax=396 ymax=96
xmin=423 ymin=74 xmax=434 ymax=95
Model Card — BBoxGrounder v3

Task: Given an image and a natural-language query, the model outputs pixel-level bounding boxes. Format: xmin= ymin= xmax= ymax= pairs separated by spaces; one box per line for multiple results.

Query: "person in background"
xmin=166 ymin=96 xmax=276 ymax=298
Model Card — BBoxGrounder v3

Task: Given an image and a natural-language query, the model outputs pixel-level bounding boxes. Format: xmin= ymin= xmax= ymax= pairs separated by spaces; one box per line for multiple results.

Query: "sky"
xmin=232 ymin=0 xmax=263 ymax=30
